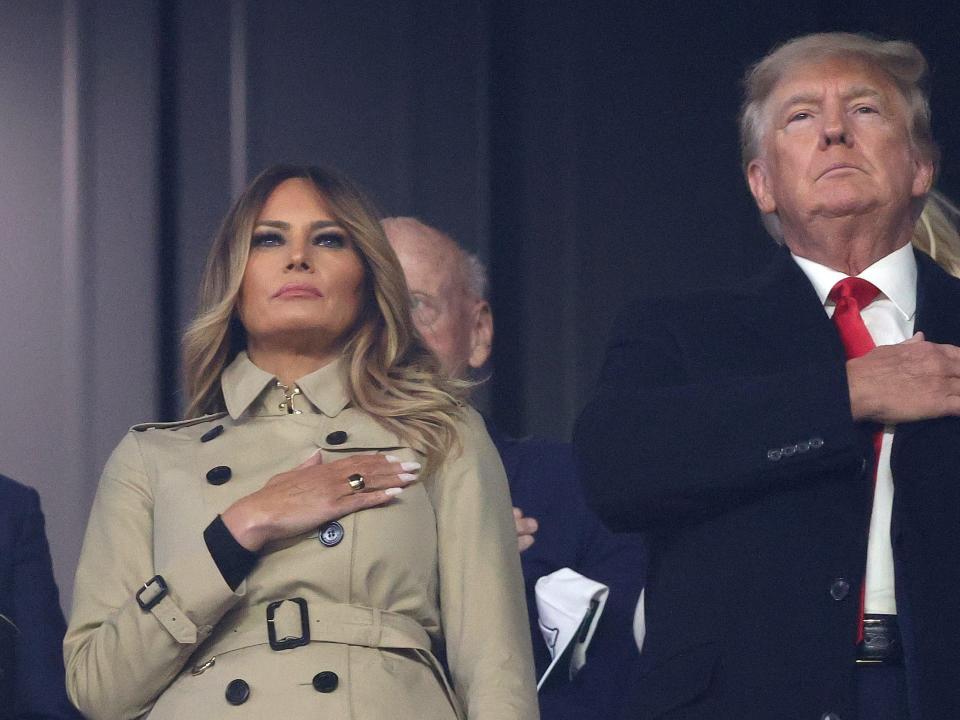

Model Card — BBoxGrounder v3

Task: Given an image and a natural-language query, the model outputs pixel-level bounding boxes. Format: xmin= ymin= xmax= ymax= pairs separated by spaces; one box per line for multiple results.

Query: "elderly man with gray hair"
xmin=576 ymin=33 xmax=960 ymax=719
xmin=383 ymin=216 xmax=647 ymax=720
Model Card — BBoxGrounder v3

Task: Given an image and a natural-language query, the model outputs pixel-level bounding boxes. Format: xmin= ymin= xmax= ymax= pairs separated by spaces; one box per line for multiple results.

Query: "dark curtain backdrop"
xmin=3 ymin=1 xmax=960 ymax=606
xmin=158 ymin=0 xmax=960 ymax=440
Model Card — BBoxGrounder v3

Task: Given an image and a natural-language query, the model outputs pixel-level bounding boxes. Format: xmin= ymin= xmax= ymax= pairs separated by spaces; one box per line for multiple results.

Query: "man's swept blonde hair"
xmin=182 ymin=164 xmax=469 ymax=469
xmin=740 ymin=32 xmax=939 ymax=244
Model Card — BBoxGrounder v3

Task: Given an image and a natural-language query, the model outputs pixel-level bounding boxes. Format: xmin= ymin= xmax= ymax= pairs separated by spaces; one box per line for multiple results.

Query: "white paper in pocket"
xmin=535 ymin=568 xmax=609 ymax=689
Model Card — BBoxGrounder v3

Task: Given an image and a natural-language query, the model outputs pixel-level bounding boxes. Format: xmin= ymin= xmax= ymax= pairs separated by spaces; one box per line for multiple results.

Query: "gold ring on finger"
xmin=347 ymin=473 xmax=366 ymax=492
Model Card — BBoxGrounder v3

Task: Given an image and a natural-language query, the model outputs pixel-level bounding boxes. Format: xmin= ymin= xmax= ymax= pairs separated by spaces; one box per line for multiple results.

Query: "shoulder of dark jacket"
xmin=613 ymin=245 xmax=794 ymax=326
xmin=0 ymin=473 xmax=38 ymax=509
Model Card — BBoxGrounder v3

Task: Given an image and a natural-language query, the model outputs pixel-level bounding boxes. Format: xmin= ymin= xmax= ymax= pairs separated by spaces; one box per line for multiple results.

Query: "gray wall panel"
xmin=0 ymin=0 xmax=161 ymax=612
xmin=87 ymin=0 xmax=160 ymax=460
xmin=0 ymin=1 xmax=77 ymax=611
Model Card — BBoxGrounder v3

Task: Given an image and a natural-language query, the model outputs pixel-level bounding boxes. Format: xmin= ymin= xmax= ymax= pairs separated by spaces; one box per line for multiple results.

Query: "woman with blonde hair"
xmin=913 ymin=190 xmax=960 ymax=278
xmin=65 ymin=164 xmax=538 ymax=719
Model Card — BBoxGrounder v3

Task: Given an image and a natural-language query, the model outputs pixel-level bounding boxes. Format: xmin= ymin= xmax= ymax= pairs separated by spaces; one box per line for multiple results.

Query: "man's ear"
xmin=467 ymin=300 xmax=493 ymax=369
xmin=911 ymin=156 xmax=935 ymax=199
xmin=747 ymin=159 xmax=777 ymax=214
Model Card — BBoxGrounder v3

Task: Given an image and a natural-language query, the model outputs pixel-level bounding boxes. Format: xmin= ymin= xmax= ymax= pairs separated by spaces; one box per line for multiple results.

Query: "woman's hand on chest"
xmin=221 ymin=452 xmax=420 ymax=551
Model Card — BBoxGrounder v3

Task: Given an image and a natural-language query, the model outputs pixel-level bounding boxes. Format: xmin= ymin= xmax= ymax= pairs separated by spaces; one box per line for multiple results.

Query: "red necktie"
xmin=829 ymin=277 xmax=881 ymax=359
xmin=827 ymin=277 xmax=882 ymax=644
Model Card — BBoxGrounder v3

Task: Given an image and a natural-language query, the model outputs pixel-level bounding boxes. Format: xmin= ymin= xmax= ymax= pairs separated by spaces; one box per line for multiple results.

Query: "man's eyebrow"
xmin=777 ymin=85 xmax=884 ymax=115
xmin=841 ymin=85 xmax=883 ymax=102
xmin=775 ymin=91 xmax=822 ymax=117
xmin=781 ymin=91 xmax=822 ymax=109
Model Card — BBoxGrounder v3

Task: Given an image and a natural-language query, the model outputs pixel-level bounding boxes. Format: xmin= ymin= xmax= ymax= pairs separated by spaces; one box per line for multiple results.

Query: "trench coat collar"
xmin=221 ymin=351 xmax=351 ymax=420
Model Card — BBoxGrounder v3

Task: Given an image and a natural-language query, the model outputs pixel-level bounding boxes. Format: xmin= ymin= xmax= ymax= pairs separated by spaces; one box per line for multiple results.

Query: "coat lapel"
xmin=894 ymin=250 xmax=960 ymax=446
xmin=747 ymin=246 xmax=848 ymax=368
xmin=913 ymin=248 xmax=960 ymax=344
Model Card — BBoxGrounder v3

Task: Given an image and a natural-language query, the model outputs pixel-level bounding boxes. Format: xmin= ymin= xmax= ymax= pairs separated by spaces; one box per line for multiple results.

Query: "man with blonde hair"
xmin=384 ymin=216 xmax=647 ymax=720
xmin=577 ymin=33 xmax=960 ymax=719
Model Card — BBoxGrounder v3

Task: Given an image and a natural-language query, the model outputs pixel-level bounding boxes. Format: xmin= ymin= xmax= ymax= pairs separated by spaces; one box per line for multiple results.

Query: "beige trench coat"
xmin=65 ymin=353 xmax=538 ymax=720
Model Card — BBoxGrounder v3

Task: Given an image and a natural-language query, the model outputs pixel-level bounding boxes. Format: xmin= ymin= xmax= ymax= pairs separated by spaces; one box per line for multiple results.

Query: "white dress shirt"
xmin=793 ymin=242 xmax=918 ymax=615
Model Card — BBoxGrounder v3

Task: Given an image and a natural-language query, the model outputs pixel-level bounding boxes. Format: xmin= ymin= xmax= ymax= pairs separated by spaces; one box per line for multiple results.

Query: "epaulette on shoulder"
xmin=131 ymin=412 xmax=228 ymax=433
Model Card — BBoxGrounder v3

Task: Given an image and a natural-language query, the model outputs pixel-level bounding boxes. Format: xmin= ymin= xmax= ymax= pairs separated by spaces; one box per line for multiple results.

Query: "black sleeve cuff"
xmin=204 ymin=515 xmax=257 ymax=591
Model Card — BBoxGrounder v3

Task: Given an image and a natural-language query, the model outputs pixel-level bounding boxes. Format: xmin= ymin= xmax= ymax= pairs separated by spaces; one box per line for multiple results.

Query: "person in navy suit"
xmin=0 ymin=474 xmax=81 ymax=719
xmin=384 ymin=216 xmax=647 ymax=719
xmin=576 ymin=33 xmax=960 ymax=719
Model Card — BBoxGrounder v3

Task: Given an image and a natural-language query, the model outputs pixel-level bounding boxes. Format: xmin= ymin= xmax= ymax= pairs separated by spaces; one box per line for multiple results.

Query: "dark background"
xmin=160 ymin=0 xmax=960 ymax=439
xmin=4 ymin=0 xmax=960 ymax=606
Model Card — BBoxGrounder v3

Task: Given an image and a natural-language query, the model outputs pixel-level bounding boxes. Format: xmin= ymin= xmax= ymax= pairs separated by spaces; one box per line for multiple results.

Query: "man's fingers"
xmin=518 ymin=534 xmax=535 ymax=553
xmin=852 ymin=342 xmax=960 ymax=422
xmin=922 ymin=345 xmax=960 ymax=380
xmin=513 ymin=507 xmax=539 ymax=547
xmin=907 ymin=337 xmax=960 ymax=366
xmin=947 ymin=377 xmax=960 ymax=399
xmin=937 ymin=341 xmax=960 ymax=366
xmin=515 ymin=516 xmax=539 ymax=536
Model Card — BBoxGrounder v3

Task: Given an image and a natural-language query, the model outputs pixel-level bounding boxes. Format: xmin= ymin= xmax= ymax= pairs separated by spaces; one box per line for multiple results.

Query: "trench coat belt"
xmin=191 ymin=600 xmax=465 ymax=719
xmin=199 ymin=599 xmax=435 ymax=658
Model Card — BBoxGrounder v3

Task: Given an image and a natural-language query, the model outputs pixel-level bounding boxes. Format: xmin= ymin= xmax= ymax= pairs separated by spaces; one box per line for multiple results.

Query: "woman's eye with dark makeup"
xmin=251 ymin=232 xmax=283 ymax=247
xmin=314 ymin=233 xmax=347 ymax=248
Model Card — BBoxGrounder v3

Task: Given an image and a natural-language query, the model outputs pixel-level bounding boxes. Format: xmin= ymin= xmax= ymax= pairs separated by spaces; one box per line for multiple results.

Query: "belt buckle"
xmin=855 ymin=614 xmax=902 ymax=666
xmin=136 ymin=575 xmax=168 ymax=612
xmin=266 ymin=597 xmax=310 ymax=651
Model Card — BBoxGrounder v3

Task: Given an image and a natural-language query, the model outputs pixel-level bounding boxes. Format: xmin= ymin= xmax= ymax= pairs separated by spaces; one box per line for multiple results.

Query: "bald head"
xmin=383 ymin=217 xmax=492 ymax=378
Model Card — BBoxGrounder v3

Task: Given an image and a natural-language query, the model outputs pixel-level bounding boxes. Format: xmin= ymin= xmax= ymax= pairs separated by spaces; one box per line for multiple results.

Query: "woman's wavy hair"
xmin=740 ymin=32 xmax=939 ymax=243
xmin=182 ymin=164 xmax=469 ymax=468
xmin=913 ymin=190 xmax=960 ymax=278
